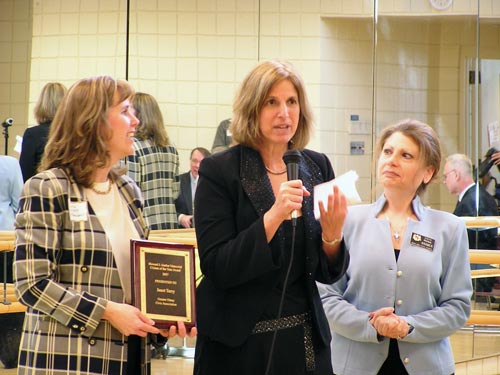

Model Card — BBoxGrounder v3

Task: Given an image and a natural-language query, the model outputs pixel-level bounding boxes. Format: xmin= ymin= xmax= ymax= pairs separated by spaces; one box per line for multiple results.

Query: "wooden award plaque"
xmin=131 ymin=240 xmax=196 ymax=329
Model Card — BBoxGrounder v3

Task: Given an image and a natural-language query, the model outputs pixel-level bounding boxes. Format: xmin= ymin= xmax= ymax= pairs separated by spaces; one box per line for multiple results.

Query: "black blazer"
xmin=175 ymin=172 xmax=193 ymax=216
xmin=194 ymin=145 xmax=348 ymax=347
xmin=19 ymin=122 xmax=51 ymax=182
xmin=454 ymin=184 xmax=498 ymax=249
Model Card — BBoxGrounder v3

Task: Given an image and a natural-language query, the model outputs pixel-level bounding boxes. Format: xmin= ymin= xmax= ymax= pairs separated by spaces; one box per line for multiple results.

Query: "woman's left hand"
xmin=159 ymin=321 xmax=198 ymax=338
xmin=370 ymin=307 xmax=409 ymax=339
xmin=318 ymin=185 xmax=347 ymax=244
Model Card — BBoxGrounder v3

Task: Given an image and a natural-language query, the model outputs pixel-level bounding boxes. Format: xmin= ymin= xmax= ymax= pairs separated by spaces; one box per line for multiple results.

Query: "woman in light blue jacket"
xmin=319 ymin=119 xmax=472 ymax=375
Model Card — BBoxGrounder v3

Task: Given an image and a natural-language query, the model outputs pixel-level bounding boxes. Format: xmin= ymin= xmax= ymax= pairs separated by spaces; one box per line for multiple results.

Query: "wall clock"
xmin=429 ymin=0 xmax=453 ymax=10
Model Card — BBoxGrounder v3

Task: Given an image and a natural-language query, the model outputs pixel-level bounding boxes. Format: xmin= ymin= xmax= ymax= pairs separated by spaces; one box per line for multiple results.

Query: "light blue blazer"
xmin=318 ymin=195 xmax=472 ymax=375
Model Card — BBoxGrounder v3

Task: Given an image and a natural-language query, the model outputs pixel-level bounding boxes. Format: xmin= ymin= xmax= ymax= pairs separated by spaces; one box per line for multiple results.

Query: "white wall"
xmin=2 ymin=0 xmax=500 ymax=209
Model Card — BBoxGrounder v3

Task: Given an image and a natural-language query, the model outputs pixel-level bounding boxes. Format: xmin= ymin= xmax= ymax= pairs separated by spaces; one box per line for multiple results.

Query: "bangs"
xmin=115 ymin=80 xmax=135 ymax=104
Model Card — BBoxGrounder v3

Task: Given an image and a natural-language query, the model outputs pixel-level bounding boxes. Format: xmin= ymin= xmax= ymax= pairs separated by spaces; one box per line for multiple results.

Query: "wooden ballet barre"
xmin=0 ymin=230 xmax=15 ymax=252
xmin=467 ymin=310 xmax=500 ymax=325
xmin=462 ymin=216 xmax=500 ymax=228
xmin=150 ymin=228 xmax=195 ymax=235
xmin=0 ymin=231 xmax=24 ymax=312
xmin=148 ymin=228 xmax=202 ymax=285
xmin=149 ymin=228 xmax=197 ymax=247
xmin=468 ymin=249 xmax=500 ymax=265
xmin=470 ymin=268 xmax=500 ymax=279
xmin=0 ymin=301 xmax=26 ymax=314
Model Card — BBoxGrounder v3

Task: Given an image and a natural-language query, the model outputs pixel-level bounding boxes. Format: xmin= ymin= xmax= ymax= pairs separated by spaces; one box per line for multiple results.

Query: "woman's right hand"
xmin=102 ymin=301 xmax=160 ymax=337
xmin=273 ymin=179 xmax=309 ymax=221
xmin=263 ymin=180 xmax=310 ymax=241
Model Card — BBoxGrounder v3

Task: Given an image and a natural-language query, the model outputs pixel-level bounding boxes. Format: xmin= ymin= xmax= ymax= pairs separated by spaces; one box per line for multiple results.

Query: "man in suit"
xmin=443 ymin=153 xmax=499 ymax=292
xmin=175 ymin=147 xmax=211 ymax=228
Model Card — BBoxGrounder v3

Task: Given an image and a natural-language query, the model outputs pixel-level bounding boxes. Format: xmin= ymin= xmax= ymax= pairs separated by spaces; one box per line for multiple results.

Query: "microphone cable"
xmin=264 ymin=220 xmax=297 ymax=375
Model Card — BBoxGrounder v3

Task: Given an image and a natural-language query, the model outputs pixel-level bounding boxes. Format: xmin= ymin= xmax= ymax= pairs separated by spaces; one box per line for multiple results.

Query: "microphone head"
xmin=283 ymin=150 xmax=301 ymax=181
xmin=1 ymin=118 xmax=13 ymax=128
xmin=283 ymin=150 xmax=301 ymax=166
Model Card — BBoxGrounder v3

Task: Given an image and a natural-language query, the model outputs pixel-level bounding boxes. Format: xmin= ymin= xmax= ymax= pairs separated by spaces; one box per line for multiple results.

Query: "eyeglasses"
xmin=442 ymin=169 xmax=456 ymax=181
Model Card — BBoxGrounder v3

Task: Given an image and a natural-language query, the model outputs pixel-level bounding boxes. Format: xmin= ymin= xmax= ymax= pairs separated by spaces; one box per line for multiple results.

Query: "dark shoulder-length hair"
xmin=375 ymin=118 xmax=441 ymax=196
xmin=133 ymin=92 xmax=170 ymax=147
xmin=231 ymin=60 xmax=314 ymax=150
xmin=40 ymin=75 xmax=134 ymax=187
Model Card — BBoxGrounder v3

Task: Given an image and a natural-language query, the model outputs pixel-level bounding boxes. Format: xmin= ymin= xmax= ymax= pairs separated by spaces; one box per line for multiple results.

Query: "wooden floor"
xmin=1 ymin=309 xmax=499 ymax=375
xmin=0 ymin=358 xmax=194 ymax=375
xmin=0 ymin=336 xmax=196 ymax=375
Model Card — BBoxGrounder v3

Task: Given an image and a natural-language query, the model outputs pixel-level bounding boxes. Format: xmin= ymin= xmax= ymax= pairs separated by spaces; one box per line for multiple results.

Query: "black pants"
xmin=127 ymin=335 xmax=151 ymax=375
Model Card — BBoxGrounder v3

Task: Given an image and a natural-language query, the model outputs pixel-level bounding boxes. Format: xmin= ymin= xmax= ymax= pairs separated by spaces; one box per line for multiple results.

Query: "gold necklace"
xmin=386 ymin=215 xmax=408 ymax=241
xmin=265 ymin=165 xmax=287 ymax=175
xmin=90 ymin=179 xmax=113 ymax=195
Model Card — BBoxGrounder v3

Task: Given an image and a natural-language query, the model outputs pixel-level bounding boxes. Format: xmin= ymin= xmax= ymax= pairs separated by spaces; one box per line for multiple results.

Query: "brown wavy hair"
xmin=133 ymin=92 xmax=170 ymax=147
xmin=231 ymin=60 xmax=314 ymax=150
xmin=40 ymin=76 xmax=135 ymax=187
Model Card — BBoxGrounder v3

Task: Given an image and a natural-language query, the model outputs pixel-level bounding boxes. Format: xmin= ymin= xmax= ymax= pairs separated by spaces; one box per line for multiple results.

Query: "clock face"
xmin=429 ymin=0 xmax=453 ymax=10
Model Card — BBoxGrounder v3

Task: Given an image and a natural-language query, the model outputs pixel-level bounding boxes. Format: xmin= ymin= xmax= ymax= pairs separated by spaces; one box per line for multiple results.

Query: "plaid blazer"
xmin=126 ymin=139 xmax=180 ymax=230
xmin=14 ymin=168 xmax=152 ymax=375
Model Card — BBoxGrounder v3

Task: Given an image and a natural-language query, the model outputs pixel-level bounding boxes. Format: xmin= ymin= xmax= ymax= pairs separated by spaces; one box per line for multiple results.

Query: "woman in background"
xmin=14 ymin=76 xmax=193 ymax=375
xmin=0 ymin=148 xmax=27 ymax=370
xmin=19 ymin=82 xmax=67 ymax=181
xmin=319 ymin=119 xmax=472 ymax=375
xmin=0 ymin=155 xmax=23 ymax=231
xmin=126 ymin=92 xmax=180 ymax=230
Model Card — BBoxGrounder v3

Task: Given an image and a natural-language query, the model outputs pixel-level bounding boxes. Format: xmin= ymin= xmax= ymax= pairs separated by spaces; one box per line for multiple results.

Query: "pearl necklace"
xmin=265 ymin=165 xmax=287 ymax=175
xmin=90 ymin=179 xmax=113 ymax=195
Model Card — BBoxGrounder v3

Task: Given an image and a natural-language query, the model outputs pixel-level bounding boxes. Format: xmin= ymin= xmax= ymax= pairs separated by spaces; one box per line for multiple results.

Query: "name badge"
xmin=69 ymin=200 xmax=88 ymax=222
xmin=410 ymin=232 xmax=435 ymax=251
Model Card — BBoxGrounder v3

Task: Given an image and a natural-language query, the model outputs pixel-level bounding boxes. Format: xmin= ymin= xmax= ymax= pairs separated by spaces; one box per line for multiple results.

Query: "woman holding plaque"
xmin=14 ymin=75 xmax=194 ymax=375
xmin=193 ymin=60 xmax=349 ymax=374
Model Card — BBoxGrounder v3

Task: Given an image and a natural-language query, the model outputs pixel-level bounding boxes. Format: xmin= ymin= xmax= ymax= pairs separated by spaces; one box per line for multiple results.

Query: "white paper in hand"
xmin=14 ymin=135 xmax=23 ymax=154
xmin=313 ymin=170 xmax=362 ymax=220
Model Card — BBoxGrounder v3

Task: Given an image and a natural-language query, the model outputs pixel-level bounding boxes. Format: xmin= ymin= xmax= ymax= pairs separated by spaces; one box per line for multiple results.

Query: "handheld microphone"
xmin=283 ymin=150 xmax=301 ymax=226
xmin=266 ymin=149 xmax=302 ymax=374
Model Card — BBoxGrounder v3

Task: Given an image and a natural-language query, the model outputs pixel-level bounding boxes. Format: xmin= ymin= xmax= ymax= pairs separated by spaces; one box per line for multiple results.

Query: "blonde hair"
xmin=34 ymin=82 xmax=67 ymax=124
xmin=40 ymin=76 xmax=134 ymax=187
xmin=231 ymin=60 xmax=314 ymax=150
xmin=375 ymin=119 xmax=441 ymax=196
xmin=133 ymin=92 xmax=170 ymax=147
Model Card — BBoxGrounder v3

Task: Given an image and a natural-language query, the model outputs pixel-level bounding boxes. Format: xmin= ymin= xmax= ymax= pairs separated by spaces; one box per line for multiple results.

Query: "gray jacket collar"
xmin=373 ymin=194 xmax=426 ymax=221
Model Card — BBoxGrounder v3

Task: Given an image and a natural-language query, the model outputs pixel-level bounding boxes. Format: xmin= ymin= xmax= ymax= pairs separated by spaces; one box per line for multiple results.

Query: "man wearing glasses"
xmin=443 ymin=153 xmax=498 ymax=293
